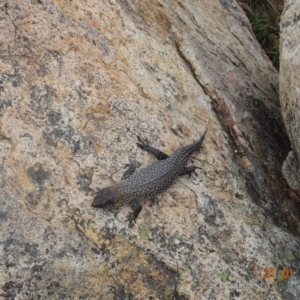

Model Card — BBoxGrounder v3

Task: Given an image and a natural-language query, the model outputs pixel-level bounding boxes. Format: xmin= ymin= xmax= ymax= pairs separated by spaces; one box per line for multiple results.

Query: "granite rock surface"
xmin=0 ymin=0 xmax=300 ymax=299
xmin=280 ymin=0 xmax=300 ymax=198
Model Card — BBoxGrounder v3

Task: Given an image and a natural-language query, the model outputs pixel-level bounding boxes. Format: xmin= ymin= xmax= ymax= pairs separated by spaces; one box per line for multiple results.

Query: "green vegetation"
xmin=181 ymin=265 xmax=189 ymax=272
xmin=239 ymin=0 xmax=283 ymax=70
xmin=139 ymin=228 xmax=150 ymax=240
xmin=176 ymin=234 xmax=187 ymax=241
xmin=118 ymin=229 xmax=126 ymax=238
xmin=286 ymin=252 xmax=295 ymax=262
xmin=220 ymin=270 xmax=230 ymax=282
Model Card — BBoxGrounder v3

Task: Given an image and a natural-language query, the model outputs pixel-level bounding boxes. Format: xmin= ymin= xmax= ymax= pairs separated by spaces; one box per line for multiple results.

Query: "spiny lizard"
xmin=92 ymin=129 xmax=207 ymax=227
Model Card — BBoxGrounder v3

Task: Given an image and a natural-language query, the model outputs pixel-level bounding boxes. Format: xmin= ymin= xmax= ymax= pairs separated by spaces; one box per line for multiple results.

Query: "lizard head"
xmin=91 ymin=186 xmax=123 ymax=209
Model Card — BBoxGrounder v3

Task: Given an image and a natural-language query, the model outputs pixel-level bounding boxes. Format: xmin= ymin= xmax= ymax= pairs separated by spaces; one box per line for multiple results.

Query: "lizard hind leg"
xmin=179 ymin=166 xmax=201 ymax=177
xmin=136 ymin=136 xmax=169 ymax=160
xmin=121 ymin=160 xmax=139 ymax=180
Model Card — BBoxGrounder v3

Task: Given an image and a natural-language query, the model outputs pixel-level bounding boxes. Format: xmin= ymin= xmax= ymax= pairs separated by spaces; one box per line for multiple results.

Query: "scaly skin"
xmin=92 ymin=129 xmax=207 ymax=227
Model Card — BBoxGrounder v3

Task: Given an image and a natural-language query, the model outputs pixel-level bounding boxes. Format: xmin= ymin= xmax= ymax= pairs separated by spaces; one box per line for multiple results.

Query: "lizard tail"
xmin=181 ymin=128 xmax=207 ymax=157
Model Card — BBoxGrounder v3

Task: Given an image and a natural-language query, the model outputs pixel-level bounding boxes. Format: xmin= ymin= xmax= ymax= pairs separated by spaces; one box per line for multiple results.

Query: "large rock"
xmin=0 ymin=0 xmax=299 ymax=299
xmin=280 ymin=0 xmax=300 ymax=197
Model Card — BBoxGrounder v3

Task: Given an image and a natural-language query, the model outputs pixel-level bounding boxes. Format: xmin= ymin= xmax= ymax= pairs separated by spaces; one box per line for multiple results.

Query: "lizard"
xmin=91 ymin=129 xmax=207 ymax=227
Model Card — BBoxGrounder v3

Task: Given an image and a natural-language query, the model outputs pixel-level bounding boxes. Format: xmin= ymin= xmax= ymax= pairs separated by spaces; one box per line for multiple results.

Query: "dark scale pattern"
xmin=92 ymin=130 xmax=207 ymax=226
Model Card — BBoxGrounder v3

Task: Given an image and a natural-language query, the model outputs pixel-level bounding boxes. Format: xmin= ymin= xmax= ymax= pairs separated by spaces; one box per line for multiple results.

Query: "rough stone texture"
xmin=280 ymin=0 xmax=300 ymax=197
xmin=0 ymin=0 xmax=300 ymax=299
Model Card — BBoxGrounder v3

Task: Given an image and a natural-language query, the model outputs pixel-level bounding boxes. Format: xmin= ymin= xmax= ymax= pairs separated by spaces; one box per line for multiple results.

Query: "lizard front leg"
xmin=149 ymin=197 xmax=159 ymax=207
xmin=126 ymin=200 xmax=142 ymax=227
